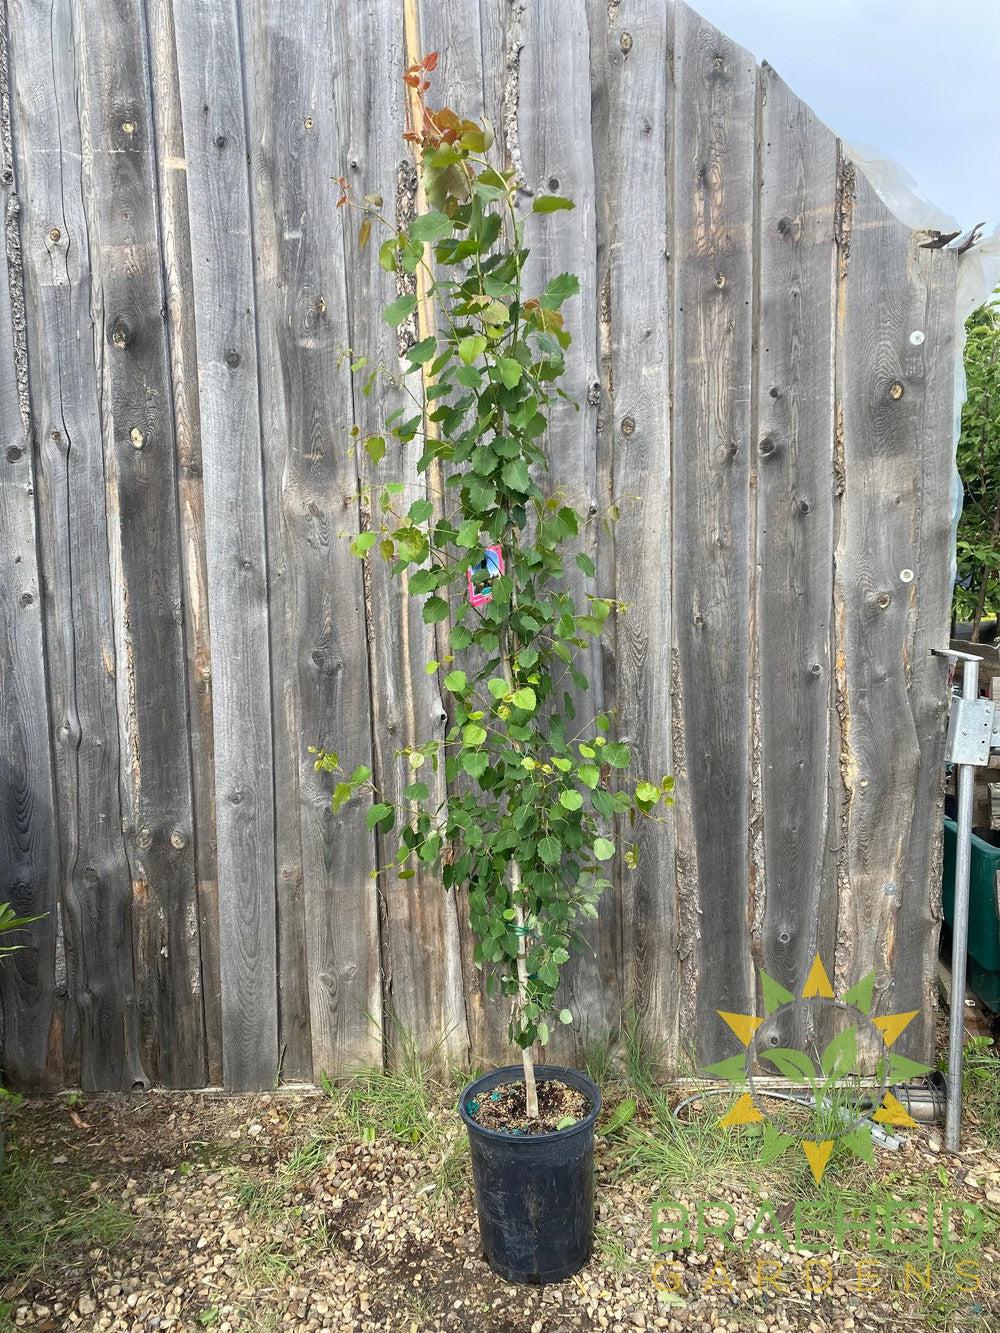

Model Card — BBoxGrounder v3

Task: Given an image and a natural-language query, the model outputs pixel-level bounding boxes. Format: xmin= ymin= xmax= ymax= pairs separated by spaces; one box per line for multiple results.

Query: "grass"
xmin=962 ymin=1035 xmax=1000 ymax=1146
xmin=0 ymin=1141 xmax=134 ymax=1306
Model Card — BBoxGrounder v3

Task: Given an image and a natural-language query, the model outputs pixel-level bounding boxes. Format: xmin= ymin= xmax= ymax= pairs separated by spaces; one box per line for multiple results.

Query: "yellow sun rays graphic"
xmin=708 ymin=955 xmax=928 ymax=1185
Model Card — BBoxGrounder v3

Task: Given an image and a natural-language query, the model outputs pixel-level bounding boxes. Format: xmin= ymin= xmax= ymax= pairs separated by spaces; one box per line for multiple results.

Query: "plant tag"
xmin=467 ymin=545 xmax=504 ymax=607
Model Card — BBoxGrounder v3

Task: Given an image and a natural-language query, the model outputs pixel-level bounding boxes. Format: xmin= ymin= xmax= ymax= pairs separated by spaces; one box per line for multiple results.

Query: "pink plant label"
xmin=467 ymin=545 xmax=504 ymax=607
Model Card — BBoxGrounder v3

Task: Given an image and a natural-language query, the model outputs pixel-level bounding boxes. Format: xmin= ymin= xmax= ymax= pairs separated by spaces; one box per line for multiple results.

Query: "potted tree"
xmin=316 ymin=53 xmax=672 ymax=1283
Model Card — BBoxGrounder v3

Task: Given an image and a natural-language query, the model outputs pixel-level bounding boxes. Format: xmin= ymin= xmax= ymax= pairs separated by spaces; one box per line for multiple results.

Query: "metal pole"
xmin=946 ymin=653 xmax=980 ymax=1151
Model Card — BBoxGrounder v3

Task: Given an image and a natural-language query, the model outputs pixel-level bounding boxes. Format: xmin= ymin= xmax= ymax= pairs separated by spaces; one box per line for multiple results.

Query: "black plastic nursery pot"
xmin=458 ymin=1064 xmax=601 ymax=1284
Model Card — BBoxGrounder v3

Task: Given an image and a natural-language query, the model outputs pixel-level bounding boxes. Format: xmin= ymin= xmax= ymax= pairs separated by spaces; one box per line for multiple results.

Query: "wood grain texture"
xmin=834 ymin=161 xmax=957 ymax=1060
xmin=412 ymin=0 xmax=500 ymax=1066
xmin=0 ymin=6 xmax=59 ymax=1089
xmin=9 ymin=0 xmax=146 ymax=1090
xmin=147 ymin=0 xmax=223 ymax=1086
xmin=75 ymin=0 xmax=206 ymax=1088
xmin=519 ymin=0 xmax=616 ymax=1053
xmin=754 ymin=66 xmax=838 ymax=1045
xmin=600 ymin=0 xmax=680 ymax=1058
xmin=172 ymin=0 xmax=277 ymax=1090
xmin=671 ymin=1 xmax=757 ymax=1062
xmin=241 ymin=0 xmax=385 ymax=1078
xmin=0 ymin=0 xmax=963 ymax=1088
xmin=335 ymin=0 xmax=467 ymax=1070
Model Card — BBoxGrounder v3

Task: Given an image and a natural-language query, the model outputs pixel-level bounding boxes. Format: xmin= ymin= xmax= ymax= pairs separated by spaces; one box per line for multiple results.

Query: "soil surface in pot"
xmin=465 ymin=1078 xmax=590 ymax=1134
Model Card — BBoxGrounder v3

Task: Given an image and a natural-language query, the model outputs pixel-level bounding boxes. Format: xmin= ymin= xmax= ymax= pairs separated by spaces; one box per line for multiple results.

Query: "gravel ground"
xmin=1 ymin=1083 xmax=998 ymax=1332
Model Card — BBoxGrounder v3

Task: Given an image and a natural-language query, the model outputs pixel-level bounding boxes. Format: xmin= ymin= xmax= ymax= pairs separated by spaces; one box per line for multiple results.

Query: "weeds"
xmin=0 ymin=1143 xmax=133 ymax=1292
xmin=962 ymin=1035 xmax=1000 ymax=1146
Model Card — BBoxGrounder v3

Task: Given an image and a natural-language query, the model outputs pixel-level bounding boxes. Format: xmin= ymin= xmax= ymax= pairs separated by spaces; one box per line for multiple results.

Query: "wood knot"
xmin=110 ymin=318 xmax=130 ymax=350
xmin=758 ymin=436 xmax=776 ymax=457
xmin=19 ymin=592 xmax=33 ymax=608
xmin=619 ymin=31 xmax=633 ymax=54
xmin=888 ymin=381 xmax=904 ymax=400
xmin=48 ymin=226 xmax=61 ymax=242
xmin=6 ymin=445 xmax=22 ymax=462
xmin=620 ymin=415 xmax=635 ymax=436
xmin=225 ymin=349 xmax=241 ymax=368
xmin=215 ymin=134 xmax=228 ymax=149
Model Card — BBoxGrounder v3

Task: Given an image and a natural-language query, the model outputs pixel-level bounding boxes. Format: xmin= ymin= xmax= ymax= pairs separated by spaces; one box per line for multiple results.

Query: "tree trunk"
xmin=510 ymin=859 xmax=539 ymax=1118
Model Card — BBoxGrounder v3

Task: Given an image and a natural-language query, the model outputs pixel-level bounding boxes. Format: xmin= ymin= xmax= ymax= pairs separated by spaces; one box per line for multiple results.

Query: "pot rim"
xmin=458 ymin=1063 xmax=601 ymax=1143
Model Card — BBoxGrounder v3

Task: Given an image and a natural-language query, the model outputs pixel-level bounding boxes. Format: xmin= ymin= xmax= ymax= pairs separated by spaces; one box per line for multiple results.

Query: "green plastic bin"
xmin=942 ymin=817 xmax=1000 ymax=1012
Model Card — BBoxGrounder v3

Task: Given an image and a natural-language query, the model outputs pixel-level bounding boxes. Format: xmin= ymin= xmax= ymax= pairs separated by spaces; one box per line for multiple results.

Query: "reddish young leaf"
xmin=422 ymin=51 xmax=439 ymax=70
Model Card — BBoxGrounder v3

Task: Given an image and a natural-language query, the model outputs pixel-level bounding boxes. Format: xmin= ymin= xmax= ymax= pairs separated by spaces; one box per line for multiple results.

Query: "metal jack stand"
xmin=932 ymin=647 xmax=998 ymax=1150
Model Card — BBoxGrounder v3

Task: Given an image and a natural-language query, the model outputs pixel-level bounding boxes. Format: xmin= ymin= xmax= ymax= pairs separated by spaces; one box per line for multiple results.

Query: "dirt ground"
xmin=1 ymin=1079 xmax=998 ymax=1333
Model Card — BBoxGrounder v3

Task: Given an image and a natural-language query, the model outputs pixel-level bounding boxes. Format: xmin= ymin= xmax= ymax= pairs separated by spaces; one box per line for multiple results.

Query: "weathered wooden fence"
xmin=0 ymin=0 xmax=959 ymax=1091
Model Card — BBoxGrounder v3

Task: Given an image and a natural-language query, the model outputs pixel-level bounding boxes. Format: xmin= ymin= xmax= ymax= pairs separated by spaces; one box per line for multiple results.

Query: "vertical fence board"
xmin=339 ymin=0 xmax=470 ymax=1070
xmin=243 ymin=0 xmax=385 ymax=1078
xmin=835 ymin=164 xmax=957 ymax=1058
xmin=754 ymin=67 xmax=838 ymax=1042
xmin=147 ymin=0 xmax=223 ymax=1085
xmin=410 ymin=0 xmax=495 ymax=1065
xmin=173 ymin=0 xmax=278 ymax=1090
xmin=672 ymin=2 xmax=757 ymax=1061
xmin=601 ymin=0 xmax=679 ymax=1055
xmin=75 ymin=0 xmax=205 ymax=1087
xmin=0 ymin=6 xmax=59 ymax=1089
xmin=519 ymin=0 xmax=616 ymax=1053
xmin=9 ymin=0 xmax=146 ymax=1090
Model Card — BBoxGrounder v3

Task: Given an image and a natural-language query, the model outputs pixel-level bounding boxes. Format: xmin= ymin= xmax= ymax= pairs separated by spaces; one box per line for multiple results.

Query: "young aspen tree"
xmin=315 ymin=54 xmax=672 ymax=1118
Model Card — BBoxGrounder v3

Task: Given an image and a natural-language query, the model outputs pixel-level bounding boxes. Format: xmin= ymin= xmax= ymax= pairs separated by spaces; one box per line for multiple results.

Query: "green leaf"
xmin=497 ymin=357 xmax=522 ymax=389
xmin=364 ymin=435 xmax=386 ymax=465
xmin=501 ymin=459 xmax=531 ymax=493
xmin=443 ymin=670 xmax=467 ymax=694
xmin=421 ymin=596 xmax=449 ymax=624
xmin=462 ymin=750 xmax=488 ymax=779
xmin=820 ymin=1027 xmax=858 ymax=1081
xmin=408 ymin=569 xmax=437 ymax=595
xmin=593 ymin=837 xmax=615 ymax=862
xmin=760 ymin=1048 xmax=817 ymax=1086
xmin=559 ymin=789 xmax=583 ymax=811
xmin=408 ymin=498 xmax=433 ymax=524
xmin=409 ymin=210 xmax=454 ymax=243
xmin=406 ymin=336 xmax=436 ymax=365
xmin=540 ymin=273 xmax=580 ymax=309
xmin=366 ymin=803 xmax=393 ymax=830
xmin=578 ymin=764 xmax=600 ymax=790
xmin=403 ymin=782 xmax=428 ymax=801
xmin=462 ymin=722 xmax=487 ymax=747
xmin=350 ymin=531 xmax=377 ymax=557
xmin=458 ymin=335 xmax=487 ymax=365
xmin=599 ymin=1098 xmax=637 ymax=1137
xmin=576 ymin=552 xmax=596 ymax=576
xmin=532 ymin=195 xmax=575 ymax=214
xmin=635 ymin=781 xmax=659 ymax=803
xmin=604 ymin=741 xmax=630 ymax=768
xmin=761 ymin=971 xmax=796 ymax=1015
xmin=510 ymin=686 xmax=536 ymax=712
xmin=487 ymin=677 xmax=508 ymax=699
xmin=538 ymin=836 xmax=561 ymax=866
xmin=760 ymin=1122 xmax=797 ymax=1166
xmin=552 ymin=947 xmax=570 ymax=964
xmin=383 ymin=294 xmax=418 ymax=327
xmin=558 ymin=1008 xmax=573 ymax=1024
xmin=456 ymin=519 xmax=480 ymax=548
xmin=702 ymin=1054 xmax=749 ymax=1083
